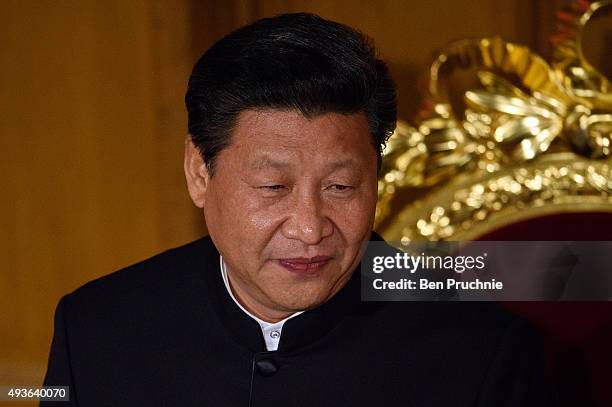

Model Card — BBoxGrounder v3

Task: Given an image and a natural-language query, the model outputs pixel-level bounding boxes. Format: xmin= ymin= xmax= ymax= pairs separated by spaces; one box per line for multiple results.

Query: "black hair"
xmin=185 ymin=12 xmax=396 ymax=175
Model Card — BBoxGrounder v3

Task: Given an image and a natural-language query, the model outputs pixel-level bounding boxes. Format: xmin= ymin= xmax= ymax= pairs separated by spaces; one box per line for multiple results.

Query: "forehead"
xmin=224 ymin=109 xmax=375 ymax=168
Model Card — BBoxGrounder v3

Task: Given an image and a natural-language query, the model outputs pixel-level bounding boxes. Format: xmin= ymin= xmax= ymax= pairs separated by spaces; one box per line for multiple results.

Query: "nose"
xmin=281 ymin=190 xmax=333 ymax=245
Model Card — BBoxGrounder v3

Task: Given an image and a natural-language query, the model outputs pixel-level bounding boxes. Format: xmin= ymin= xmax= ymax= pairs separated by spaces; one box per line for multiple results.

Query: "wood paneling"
xmin=0 ymin=0 xmax=204 ymax=388
xmin=191 ymin=0 xmax=560 ymax=120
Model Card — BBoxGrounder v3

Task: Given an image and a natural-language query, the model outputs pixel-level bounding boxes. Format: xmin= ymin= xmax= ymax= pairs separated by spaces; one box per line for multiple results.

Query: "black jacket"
xmin=42 ymin=234 xmax=554 ymax=406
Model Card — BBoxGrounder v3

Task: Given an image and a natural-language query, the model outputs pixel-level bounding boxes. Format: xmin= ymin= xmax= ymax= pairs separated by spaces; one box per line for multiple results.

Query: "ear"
xmin=184 ymin=135 xmax=210 ymax=208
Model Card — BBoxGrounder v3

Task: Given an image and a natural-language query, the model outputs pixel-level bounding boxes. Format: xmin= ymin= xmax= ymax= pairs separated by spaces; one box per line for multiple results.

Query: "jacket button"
xmin=255 ymin=358 xmax=278 ymax=377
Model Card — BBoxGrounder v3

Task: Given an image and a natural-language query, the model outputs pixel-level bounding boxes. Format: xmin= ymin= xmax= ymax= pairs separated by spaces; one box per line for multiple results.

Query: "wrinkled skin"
xmin=184 ymin=109 xmax=378 ymax=322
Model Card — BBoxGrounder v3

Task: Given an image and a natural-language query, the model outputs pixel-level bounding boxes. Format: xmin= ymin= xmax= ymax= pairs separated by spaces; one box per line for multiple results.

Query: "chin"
xmin=278 ymin=298 xmax=324 ymax=313
xmin=270 ymin=283 xmax=335 ymax=312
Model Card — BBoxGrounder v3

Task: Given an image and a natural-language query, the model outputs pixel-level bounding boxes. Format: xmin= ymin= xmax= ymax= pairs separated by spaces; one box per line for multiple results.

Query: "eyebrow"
xmin=250 ymin=156 xmax=291 ymax=170
xmin=327 ymin=159 xmax=360 ymax=171
xmin=250 ymin=155 xmax=361 ymax=172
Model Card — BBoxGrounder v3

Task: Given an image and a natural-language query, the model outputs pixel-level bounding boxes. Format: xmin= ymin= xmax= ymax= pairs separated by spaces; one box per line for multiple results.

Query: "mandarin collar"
xmin=200 ymin=231 xmax=384 ymax=354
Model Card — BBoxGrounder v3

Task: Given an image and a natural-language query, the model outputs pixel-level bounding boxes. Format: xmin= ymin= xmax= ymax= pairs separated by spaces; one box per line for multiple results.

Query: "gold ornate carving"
xmin=376 ymin=1 xmax=612 ymax=241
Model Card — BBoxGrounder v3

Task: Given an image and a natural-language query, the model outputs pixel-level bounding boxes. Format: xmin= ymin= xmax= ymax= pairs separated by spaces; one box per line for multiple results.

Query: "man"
xmin=42 ymin=13 xmax=554 ymax=406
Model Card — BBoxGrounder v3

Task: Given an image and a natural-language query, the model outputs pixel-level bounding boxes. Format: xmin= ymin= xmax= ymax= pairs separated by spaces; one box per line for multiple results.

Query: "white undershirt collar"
xmin=219 ymin=255 xmax=304 ymax=351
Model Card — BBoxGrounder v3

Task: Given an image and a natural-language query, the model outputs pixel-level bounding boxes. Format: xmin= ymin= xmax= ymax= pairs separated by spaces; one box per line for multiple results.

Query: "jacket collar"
xmin=199 ymin=231 xmax=384 ymax=354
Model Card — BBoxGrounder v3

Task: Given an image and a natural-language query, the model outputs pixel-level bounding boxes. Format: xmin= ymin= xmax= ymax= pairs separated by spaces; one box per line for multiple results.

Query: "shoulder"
xmin=362 ymin=233 xmax=525 ymax=341
xmin=369 ymin=300 xmax=520 ymax=337
xmin=357 ymin=299 xmax=535 ymax=364
xmin=60 ymin=235 xmax=218 ymax=321
xmin=362 ymin=301 xmax=541 ymax=372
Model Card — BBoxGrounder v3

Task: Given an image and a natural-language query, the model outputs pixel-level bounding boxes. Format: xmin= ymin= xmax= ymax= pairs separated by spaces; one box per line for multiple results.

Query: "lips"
xmin=277 ymin=256 xmax=332 ymax=273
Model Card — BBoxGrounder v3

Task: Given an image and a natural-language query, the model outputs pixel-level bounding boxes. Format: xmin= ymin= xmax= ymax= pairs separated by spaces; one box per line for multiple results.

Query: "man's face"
xmin=185 ymin=109 xmax=378 ymax=321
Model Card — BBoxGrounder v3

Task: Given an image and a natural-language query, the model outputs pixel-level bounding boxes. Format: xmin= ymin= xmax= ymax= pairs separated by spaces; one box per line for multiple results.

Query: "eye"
xmin=328 ymin=184 xmax=353 ymax=192
xmin=262 ymin=185 xmax=286 ymax=191
xmin=256 ymin=185 xmax=289 ymax=194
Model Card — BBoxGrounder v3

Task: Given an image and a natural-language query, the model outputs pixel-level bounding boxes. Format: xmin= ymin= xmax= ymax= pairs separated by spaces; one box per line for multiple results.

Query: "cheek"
xmin=245 ymin=201 xmax=282 ymax=231
xmin=225 ymin=194 xmax=289 ymax=254
xmin=328 ymin=194 xmax=377 ymax=241
xmin=205 ymin=185 xmax=264 ymax=244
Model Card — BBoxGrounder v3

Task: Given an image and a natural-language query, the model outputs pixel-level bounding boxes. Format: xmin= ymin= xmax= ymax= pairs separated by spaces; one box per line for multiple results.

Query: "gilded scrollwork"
xmin=376 ymin=1 xmax=612 ymax=241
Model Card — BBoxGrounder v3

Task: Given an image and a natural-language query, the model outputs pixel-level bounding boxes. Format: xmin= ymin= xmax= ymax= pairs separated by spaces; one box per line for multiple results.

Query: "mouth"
xmin=277 ymin=256 xmax=332 ymax=274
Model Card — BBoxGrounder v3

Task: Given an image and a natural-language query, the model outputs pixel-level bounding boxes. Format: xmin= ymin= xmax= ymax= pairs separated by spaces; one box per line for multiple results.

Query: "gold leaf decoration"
xmin=376 ymin=1 xmax=612 ymax=241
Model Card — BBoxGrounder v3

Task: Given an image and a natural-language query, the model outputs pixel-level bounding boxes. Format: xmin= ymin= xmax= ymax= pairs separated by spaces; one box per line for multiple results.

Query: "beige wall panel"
xmin=0 ymin=0 xmax=203 ymax=389
xmin=191 ymin=0 xmax=556 ymax=119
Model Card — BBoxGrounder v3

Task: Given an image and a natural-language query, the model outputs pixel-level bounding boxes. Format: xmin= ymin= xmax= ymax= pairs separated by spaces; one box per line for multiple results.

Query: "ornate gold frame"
xmin=376 ymin=1 xmax=612 ymax=241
